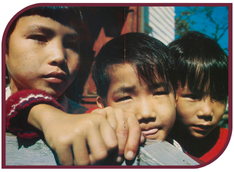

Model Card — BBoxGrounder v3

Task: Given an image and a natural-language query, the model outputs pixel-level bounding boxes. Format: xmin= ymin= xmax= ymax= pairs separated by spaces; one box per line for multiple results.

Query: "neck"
xmin=170 ymin=121 xmax=220 ymax=158
xmin=57 ymin=94 xmax=68 ymax=112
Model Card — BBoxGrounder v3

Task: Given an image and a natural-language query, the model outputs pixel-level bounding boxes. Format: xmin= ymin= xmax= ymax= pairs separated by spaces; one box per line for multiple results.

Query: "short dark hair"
xmin=6 ymin=6 xmax=90 ymax=54
xmin=92 ymin=32 xmax=176 ymax=100
xmin=168 ymin=31 xmax=228 ymax=102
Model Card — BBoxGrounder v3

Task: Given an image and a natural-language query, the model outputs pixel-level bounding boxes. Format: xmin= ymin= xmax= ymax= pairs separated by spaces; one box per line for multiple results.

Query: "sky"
xmin=175 ymin=6 xmax=229 ymax=53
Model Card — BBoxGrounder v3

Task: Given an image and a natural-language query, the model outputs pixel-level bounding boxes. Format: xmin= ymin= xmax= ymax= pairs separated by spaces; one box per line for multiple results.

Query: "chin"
xmin=191 ymin=131 xmax=209 ymax=139
xmin=146 ymin=133 xmax=166 ymax=141
xmin=39 ymin=87 xmax=63 ymax=98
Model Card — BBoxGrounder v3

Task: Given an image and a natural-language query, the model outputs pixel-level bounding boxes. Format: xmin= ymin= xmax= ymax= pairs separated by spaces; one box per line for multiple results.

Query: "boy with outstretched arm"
xmin=5 ymin=6 xmax=143 ymax=165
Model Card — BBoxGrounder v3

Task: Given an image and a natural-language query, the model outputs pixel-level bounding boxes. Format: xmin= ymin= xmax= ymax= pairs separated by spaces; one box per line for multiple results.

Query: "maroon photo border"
xmin=1 ymin=2 xmax=232 ymax=169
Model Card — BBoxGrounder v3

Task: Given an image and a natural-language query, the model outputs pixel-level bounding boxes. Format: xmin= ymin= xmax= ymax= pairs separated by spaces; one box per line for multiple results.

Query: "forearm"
xmin=6 ymin=89 xmax=63 ymax=138
xmin=28 ymin=104 xmax=66 ymax=132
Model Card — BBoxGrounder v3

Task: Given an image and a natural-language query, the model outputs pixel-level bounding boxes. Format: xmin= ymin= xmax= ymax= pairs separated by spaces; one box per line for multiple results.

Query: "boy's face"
xmin=6 ymin=15 xmax=80 ymax=98
xmin=176 ymin=82 xmax=226 ymax=138
xmin=97 ymin=63 xmax=176 ymax=141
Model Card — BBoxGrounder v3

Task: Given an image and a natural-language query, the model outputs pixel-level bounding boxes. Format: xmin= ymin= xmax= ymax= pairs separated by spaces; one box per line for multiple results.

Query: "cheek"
xmin=67 ymin=51 xmax=80 ymax=68
xmin=176 ymin=107 xmax=194 ymax=125
xmin=213 ymin=104 xmax=226 ymax=123
xmin=7 ymin=51 xmax=40 ymax=79
xmin=176 ymin=100 xmax=196 ymax=121
xmin=108 ymin=101 xmax=129 ymax=111
xmin=158 ymin=105 xmax=176 ymax=130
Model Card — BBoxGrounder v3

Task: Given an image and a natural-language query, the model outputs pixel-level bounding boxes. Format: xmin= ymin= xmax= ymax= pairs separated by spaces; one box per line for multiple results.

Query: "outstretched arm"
xmin=28 ymin=104 xmax=118 ymax=165
xmin=6 ymin=89 xmax=144 ymax=165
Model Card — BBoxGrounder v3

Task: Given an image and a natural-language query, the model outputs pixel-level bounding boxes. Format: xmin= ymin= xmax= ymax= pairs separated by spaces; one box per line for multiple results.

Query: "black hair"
xmin=92 ymin=32 xmax=176 ymax=101
xmin=168 ymin=31 xmax=228 ymax=102
xmin=6 ymin=6 xmax=90 ymax=54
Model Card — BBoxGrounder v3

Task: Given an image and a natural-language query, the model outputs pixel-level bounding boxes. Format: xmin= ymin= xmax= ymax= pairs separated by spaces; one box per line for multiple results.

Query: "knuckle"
xmin=116 ymin=126 xmax=128 ymax=137
xmin=56 ymin=136 xmax=70 ymax=146
xmin=93 ymin=109 xmax=107 ymax=118
xmin=108 ymin=140 xmax=118 ymax=150
xmin=105 ymin=106 xmax=112 ymax=111
xmin=74 ymin=159 xmax=90 ymax=166
xmin=97 ymin=109 xmax=107 ymax=118
xmin=93 ymin=150 xmax=108 ymax=161
xmin=82 ymin=117 xmax=98 ymax=129
xmin=59 ymin=158 xmax=73 ymax=166
xmin=127 ymin=112 xmax=137 ymax=119
xmin=115 ymin=108 xmax=124 ymax=115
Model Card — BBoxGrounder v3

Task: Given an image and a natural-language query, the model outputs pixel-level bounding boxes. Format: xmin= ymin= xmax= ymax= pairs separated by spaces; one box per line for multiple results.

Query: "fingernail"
xmin=116 ymin=156 xmax=123 ymax=163
xmin=140 ymin=134 xmax=145 ymax=144
xmin=126 ymin=151 xmax=134 ymax=160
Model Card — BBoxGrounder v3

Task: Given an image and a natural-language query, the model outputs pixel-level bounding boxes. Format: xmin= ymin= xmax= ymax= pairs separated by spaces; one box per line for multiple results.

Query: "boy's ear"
xmin=5 ymin=53 xmax=9 ymax=63
xmin=96 ymin=96 xmax=105 ymax=108
xmin=175 ymin=94 xmax=177 ymax=108
xmin=175 ymin=81 xmax=180 ymax=103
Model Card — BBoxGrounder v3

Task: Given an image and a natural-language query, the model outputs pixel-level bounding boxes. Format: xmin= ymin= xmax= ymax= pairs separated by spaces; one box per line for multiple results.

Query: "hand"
xmin=91 ymin=107 xmax=145 ymax=163
xmin=28 ymin=104 xmax=118 ymax=165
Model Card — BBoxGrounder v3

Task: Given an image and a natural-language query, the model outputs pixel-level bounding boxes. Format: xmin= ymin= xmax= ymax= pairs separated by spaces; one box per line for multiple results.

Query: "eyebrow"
xmin=148 ymin=82 xmax=168 ymax=91
xmin=113 ymin=82 xmax=168 ymax=95
xmin=26 ymin=25 xmax=55 ymax=36
xmin=26 ymin=25 xmax=78 ymax=37
xmin=113 ymin=86 xmax=136 ymax=95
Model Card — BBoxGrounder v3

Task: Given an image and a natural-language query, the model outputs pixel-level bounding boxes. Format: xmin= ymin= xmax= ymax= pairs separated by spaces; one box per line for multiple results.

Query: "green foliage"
xmin=175 ymin=6 xmax=228 ymax=46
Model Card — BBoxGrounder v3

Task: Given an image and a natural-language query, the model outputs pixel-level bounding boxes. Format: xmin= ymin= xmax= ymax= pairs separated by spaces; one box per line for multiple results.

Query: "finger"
xmin=140 ymin=133 xmax=146 ymax=145
xmin=124 ymin=114 xmax=142 ymax=160
xmin=115 ymin=112 xmax=128 ymax=157
xmin=54 ymin=144 xmax=74 ymax=165
xmin=88 ymin=118 xmax=117 ymax=164
xmin=92 ymin=108 xmax=107 ymax=118
xmin=99 ymin=118 xmax=118 ymax=151
xmin=72 ymin=137 xmax=90 ymax=165
xmin=93 ymin=107 xmax=118 ymax=129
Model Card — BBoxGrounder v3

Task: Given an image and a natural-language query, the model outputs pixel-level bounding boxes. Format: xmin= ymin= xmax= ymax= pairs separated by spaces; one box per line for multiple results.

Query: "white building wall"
xmin=141 ymin=6 xmax=175 ymax=45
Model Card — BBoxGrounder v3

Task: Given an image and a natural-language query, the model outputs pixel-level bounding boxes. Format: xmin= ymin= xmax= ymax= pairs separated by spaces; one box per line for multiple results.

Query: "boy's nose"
xmin=48 ymin=41 xmax=67 ymax=66
xmin=136 ymin=99 xmax=156 ymax=121
xmin=197 ymin=96 xmax=214 ymax=120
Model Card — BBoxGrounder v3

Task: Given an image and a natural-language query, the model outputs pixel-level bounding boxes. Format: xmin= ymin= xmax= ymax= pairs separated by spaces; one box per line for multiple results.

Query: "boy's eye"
xmin=184 ymin=94 xmax=202 ymax=100
xmin=64 ymin=35 xmax=80 ymax=53
xmin=153 ymin=91 xmax=168 ymax=96
xmin=64 ymin=42 xmax=80 ymax=53
xmin=28 ymin=35 xmax=48 ymax=42
xmin=116 ymin=96 xmax=132 ymax=102
xmin=212 ymin=94 xmax=227 ymax=103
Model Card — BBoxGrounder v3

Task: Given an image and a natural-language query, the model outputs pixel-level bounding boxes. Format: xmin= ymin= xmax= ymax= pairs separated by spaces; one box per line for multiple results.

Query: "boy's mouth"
xmin=191 ymin=125 xmax=212 ymax=132
xmin=43 ymin=72 xmax=67 ymax=84
xmin=141 ymin=128 xmax=159 ymax=136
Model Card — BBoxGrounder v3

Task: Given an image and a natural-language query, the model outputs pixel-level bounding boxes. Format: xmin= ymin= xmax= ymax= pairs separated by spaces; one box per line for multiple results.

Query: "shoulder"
xmin=199 ymin=126 xmax=229 ymax=162
xmin=219 ymin=127 xmax=228 ymax=137
xmin=217 ymin=126 xmax=229 ymax=145
xmin=65 ymin=97 xmax=88 ymax=114
xmin=5 ymin=85 xmax=11 ymax=100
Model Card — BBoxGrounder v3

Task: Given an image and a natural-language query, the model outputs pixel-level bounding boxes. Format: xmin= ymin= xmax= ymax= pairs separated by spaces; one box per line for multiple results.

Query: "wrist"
xmin=28 ymin=104 xmax=65 ymax=132
xmin=6 ymin=89 xmax=63 ymax=139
